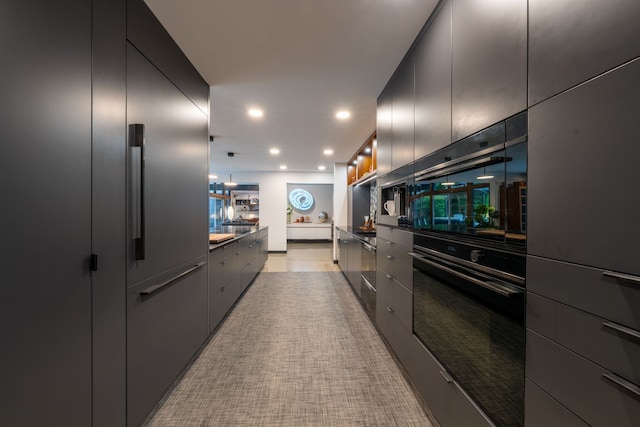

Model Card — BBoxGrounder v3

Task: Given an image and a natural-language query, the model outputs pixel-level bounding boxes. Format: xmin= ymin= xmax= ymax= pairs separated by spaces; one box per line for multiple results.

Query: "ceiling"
xmin=144 ymin=0 xmax=439 ymax=174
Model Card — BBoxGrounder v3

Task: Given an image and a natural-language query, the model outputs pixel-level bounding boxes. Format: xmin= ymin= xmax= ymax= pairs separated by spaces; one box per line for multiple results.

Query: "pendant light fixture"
xmin=225 ymin=152 xmax=237 ymax=187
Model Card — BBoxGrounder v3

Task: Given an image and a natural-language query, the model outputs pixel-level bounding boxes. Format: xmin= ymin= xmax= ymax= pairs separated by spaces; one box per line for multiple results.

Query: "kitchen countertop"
xmin=335 ymin=225 xmax=376 ymax=247
xmin=209 ymin=225 xmax=267 ymax=251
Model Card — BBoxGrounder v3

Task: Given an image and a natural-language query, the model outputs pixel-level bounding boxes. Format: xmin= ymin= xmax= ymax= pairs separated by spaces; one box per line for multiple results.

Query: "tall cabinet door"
xmin=0 ymin=1 xmax=92 ymax=425
xmin=126 ymin=44 xmax=209 ymax=285
xmin=451 ymin=0 xmax=527 ymax=141
xmin=125 ymin=43 xmax=209 ymax=426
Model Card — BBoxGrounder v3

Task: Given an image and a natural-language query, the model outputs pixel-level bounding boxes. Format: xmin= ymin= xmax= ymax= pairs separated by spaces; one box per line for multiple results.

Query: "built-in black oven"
xmin=411 ymin=112 xmax=527 ymax=427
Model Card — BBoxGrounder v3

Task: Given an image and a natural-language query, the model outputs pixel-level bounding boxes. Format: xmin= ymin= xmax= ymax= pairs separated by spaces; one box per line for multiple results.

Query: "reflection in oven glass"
xmin=414 ymin=269 xmax=525 ymax=427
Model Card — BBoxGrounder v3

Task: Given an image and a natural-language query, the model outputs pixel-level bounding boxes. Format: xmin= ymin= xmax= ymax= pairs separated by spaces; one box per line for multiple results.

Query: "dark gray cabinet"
xmin=451 ymin=0 xmax=527 ymax=141
xmin=1 ymin=1 xmax=93 ymax=425
xmin=209 ymin=242 xmax=237 ymax=331
xmin=529 ymin=0 xmax=640 ymax=106
xmin=527 ymin=330 xmax=640 ymax=427
xmin=347 ymin=234 xmax=362 ymax=296
xmin=391 ymin=55 xmax=415 ymax=170
xmin=525 ymin=380 xmax=589 ymax=427
xmin=414 ymin=0 xmax=452 ymax=160
xmin=376 ymin=84 xmax=393 ymax=176
xmin=125 ymin=41 xmax=209 ymax=426
xmin=528 ymin=58 xmax=640 ymax=275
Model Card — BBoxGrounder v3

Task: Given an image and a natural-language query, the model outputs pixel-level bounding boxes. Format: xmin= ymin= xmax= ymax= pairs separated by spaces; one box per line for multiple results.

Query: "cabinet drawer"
xmin=376 ymin=226 xmax=413 ymax=247
xmin=528 ymin=292 xmax=640 ymax=385
xmin=376 ymin=270 xmax=412 ymax=330
xmin=210 ymin=241 xmax=236 ymax=264
xmin=528 ymin=256 xmax=640 ymax=331
xmin=210 ymin=255 xmax=234 ymax=289
xmin=525 ymin=379 xmax=588 ymax=427
xmin=527 ymin=330 xmax=640 ymax=427
xmin=377 ymin=240 xmax=413 ymax=290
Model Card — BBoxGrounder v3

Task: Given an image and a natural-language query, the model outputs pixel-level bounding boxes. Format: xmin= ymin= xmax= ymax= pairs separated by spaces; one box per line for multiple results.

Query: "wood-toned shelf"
xmin=348 ymin=132 xmax=377 ymax=185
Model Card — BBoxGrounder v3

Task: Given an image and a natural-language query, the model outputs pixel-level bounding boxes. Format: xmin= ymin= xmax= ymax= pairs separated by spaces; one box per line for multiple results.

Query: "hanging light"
xmin=477 ymin=167 xmax=494 ymax=180
xmin=225 ymin=152 xmax=237 ymax=187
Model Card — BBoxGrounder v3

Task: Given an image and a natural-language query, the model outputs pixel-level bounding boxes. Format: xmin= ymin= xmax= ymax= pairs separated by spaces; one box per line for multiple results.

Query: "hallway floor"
xmin=143 ymin=242 xmax=432 ymax=426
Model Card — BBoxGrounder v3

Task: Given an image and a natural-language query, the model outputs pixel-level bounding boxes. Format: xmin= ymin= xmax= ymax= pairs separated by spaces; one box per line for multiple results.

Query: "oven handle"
xmin=409 ymin=252 xmax=522 ymax=297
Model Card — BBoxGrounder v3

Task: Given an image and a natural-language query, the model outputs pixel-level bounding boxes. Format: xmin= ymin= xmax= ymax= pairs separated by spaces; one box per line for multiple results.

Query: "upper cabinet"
xmin=414 ymin=1 xmax=452 ymax=161
xmin=347 ymin=133 xmax=377 ymax=186
xmin=391 ymin=55 xmax=415 ymax=171
xmin=451 ymin=0 xmax=527 ymax=142
xmin=529 ymin=0 xmax=640 ymax=106
xmin=376 ymin=84 xmax=393 ymax=177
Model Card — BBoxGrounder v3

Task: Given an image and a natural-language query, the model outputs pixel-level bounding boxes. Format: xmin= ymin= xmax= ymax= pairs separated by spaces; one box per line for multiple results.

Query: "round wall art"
xmin=288 ymin=188 xmax=314 ymax=211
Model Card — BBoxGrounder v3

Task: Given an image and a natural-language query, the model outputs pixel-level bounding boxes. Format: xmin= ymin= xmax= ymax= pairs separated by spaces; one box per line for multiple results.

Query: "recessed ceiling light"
xmin=208 ymin=174 xmax=218 ymax=179
xmin=279 ymin=165 xmax=287 ymax=170
xmin=248 ymin=108 xmax=263 ymax=118
xmin=323 ymin=149 xmax=333 ymax=155
xmin=269 ymin=148 xmax=280 ymax=155
xmin=318 ymin=165 xmax=326 ymax=170
xmin=336 ymin=111 xmax=351 ymax=119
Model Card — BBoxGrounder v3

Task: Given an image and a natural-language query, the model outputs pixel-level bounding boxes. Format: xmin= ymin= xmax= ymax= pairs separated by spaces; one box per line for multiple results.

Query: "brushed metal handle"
xmin=409 ymin=252 xmax=521 ymax=297
xmin=386 ymin=274 xmax=392 ymax=280
xmin=386 ymin=306 xmax=393 ymax=313
xmin=440 ymin=370 xmax=453 ymax=383
xmin=602 ymin=373 xmax=640 ymax=399
xmin=386 ymin=255 xmax=393 ymax=259
xmin=129 ymin=124 xmax=146 ymax=260
xmin=140 ymin=261 xmax=206 ymax=295
xmin=603 ymin=322 xmax=640 ymax=341
xmin=386 ymin=241 xmax=392 ymax=245
xmin=602 ymin=270 xmax=640 ymax=286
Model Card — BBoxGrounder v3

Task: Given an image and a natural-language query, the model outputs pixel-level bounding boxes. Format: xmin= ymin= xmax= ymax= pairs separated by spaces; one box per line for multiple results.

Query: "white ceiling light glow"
xmin=336 ymin=111 xmax=351 ymax=119
xmin=318 ymin=165 xmax=326 ymax=170
xmin=248 ymin=108 xmax=263 ymax=118
xmin=208 ymin=174 xmax=218 ymax=179
xmin=323 ymin=149 xmax=333 ymax=155
xmin=269 ymin=148 xmax=280 ymax=155
xmin=279 ymin=165 xmax=287 ymax=170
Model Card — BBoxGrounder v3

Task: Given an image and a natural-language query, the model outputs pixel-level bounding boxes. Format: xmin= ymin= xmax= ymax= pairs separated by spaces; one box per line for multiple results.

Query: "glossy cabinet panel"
xmin=392 ymin=55 xmax=415 ymax=170
xmin=414 ymin=0 xmax=452 ymax=160
xmin=529 ymin=0 xmax=640 ymax=106
xmin=451 ymin=0 xmax=527 ymax=141
xmin=528 ymin=58 xmax=640 ymax=275
xmin=377 ymin=84 xmax=393 ymax=176
xmin=376 ymin=272 xmax=412 ymax=330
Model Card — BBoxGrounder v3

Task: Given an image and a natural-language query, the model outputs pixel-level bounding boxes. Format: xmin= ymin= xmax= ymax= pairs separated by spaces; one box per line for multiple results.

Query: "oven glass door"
xmin=411 ymin=141 xmax=527 ymax=246
xmin=413 ymin=252 xmax=525 ymax=427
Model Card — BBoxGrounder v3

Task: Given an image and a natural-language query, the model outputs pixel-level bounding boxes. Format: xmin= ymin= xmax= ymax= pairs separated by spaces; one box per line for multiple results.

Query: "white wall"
xmin=227 ymin=171 xmax=334 ymax=251
xmin=333 ymin=163 xmax=348 ymax=261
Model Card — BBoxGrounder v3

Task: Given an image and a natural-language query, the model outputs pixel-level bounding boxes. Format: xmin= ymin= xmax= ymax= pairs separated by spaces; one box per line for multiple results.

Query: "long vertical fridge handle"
xmin=130 ymin=124 xmax=146 ymax=260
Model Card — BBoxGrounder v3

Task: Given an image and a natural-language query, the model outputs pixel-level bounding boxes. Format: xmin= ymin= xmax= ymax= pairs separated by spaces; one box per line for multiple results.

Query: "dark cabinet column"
xmin=529 ymin=0 xmax=640 ymax=106
xmin=391 ymin=55 xmax=415 ymax=170
xmin=451 ymin=0 xmax=527 ymax=141
xmin=376 ymin=84 xmax=393 ymax=176
xmin=414 ymin=0 xmax=452 ymax=160
xmin=0 ymin=1 xmax=92 ymax=425
xmin=91 ymin=0 xmax=127 ymax=425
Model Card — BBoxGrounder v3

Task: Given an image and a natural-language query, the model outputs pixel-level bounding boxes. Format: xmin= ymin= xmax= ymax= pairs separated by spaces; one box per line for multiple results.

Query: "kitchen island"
xmin=208 ymin=226 xmax=268 ymax=331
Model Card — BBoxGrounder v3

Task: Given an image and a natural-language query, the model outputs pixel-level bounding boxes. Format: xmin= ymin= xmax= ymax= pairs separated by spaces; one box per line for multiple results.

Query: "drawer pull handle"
xmin=603 ymin=322 xmax=640 ymax=341
xmin=602 ymin=270 xmax=640 ymax=286
xmin=386 ymin=255 xmax=393 ymax=259
xmin=386 ymin=241 xmax=392 ymax=245
xmin=386 ymin=306 xmax=393 ymax=313
xmin=439 ymin=370 xmax=453 ymax=384
xmin=140 ymin=261 xmax=206 ymax=295
xmin=602 ymin=373 xmax=640 ymax=399
xmin=386 ymin=274 xmax=392 ymax=280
